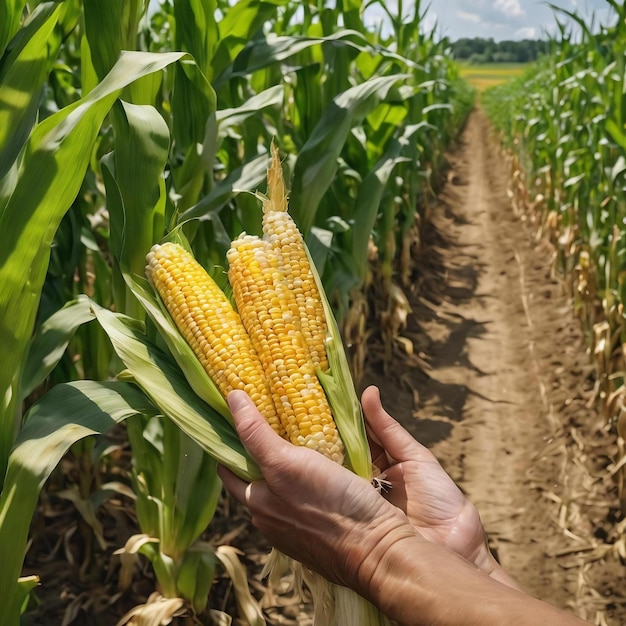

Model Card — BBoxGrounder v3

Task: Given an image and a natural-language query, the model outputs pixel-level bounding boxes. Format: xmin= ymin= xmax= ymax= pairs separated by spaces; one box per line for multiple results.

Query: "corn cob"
xmin=262 ymin=145 xmax=329 ymax=372
xmin=227 ymin=234 xmax=344 ymax=464
xmin=145 ymin=242 xmax=283 ymax=436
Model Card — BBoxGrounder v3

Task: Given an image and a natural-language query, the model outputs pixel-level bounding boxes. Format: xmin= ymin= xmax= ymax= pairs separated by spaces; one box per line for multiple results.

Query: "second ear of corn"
xmin=145 ymin=146 xmax=344 ymax=465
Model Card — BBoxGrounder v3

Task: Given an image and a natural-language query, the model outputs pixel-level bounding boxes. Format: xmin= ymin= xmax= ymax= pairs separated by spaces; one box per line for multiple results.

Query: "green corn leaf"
xmin=177 ymin=548 xmax=218 ymax=613
xmin=177 ymin=152 xmax=269 ymax=225
xmin=0 ymin=0 xmax=27 ymax=57
xmin=290 ymin=74 xmax=409 ymax=235
xmin=16 ymin=576 xmax=39 ymax=617
xmin=102 ymin=100 xmax=169 ymax=320
xmin=0 ymin=380 xmax=157 ymax=626
xmin=607 ymin=119 xmax=626 ymax=151
xmin=170 ymin=436 xmax=222 ymax=555
xmin=0 ymin=2 xmax=62 ymax=182
xmin=173 ymin=0 xmax=218 ymax=80
xmin=20 ymin=296 xmax=95 ymax=399
xmin=351 ymin=123 xmax=428 ymax=284
xmin=83 ymin=0 xmax=147 ymax=80
xmin=216 ymin=84 xmax=284 ymax=137
xmin=105 ymin=101 xmax=169 ymax=277
xmin=218 ymin=30 xmax=414 ymax=87
xmin=172 ymin=58 xmax=218 ymax=153
xmin=125 ymin=411 xmax=223 ymax=600
xmin=211 ymin=0 xmax=288 ymax=81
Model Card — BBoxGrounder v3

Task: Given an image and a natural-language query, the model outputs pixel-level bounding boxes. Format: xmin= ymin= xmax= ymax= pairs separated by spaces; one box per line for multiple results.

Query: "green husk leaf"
xmin=91 ymin=302 xmax=261 ymax=481
xmin=124 ymin=273 xmax=231 ymax=419
xmin=306 ymin=249 xmax=372 ymax=479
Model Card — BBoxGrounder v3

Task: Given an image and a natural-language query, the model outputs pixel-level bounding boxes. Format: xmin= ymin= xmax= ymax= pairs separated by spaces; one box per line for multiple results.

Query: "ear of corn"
xmin=145 ymin=148 xmax=354 ymax=467
xmin=145 ymin=241 xmax=283 ymax=437
xmin=226 ymin=233 xmax=344 ymax=463
xmin=264 ymin=146 xmax=371 ymax=477
xmin=261 ymin=144 xmax=329 ymax=372
xmin=144 ymin=148 xmax=372 ymax=475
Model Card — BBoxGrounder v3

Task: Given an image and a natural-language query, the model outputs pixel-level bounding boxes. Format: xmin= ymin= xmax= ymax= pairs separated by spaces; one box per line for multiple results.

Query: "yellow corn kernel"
xmin=146 ymin=242 xmax=283 ymax=436
xmin=227 ymin=235 xmax=344 ymax=464
xmin=262 ymin=145 xmax=329 ymax=372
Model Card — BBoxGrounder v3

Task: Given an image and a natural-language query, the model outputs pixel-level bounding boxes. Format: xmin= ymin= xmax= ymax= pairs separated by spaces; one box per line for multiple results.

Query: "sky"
xmin=365 ymin=0 xmax=617 ymax=41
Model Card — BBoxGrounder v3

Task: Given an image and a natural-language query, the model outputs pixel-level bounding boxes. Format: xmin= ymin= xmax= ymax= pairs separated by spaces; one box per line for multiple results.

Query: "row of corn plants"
xmin=482 ymin=0 xmax=626 ymax=500
xmin=0 ymin=0 xmax=472 ymax=623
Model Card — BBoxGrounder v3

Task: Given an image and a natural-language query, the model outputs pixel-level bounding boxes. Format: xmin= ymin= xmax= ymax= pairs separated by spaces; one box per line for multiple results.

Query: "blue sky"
xmin=364 ymin=0 xmax=616 ymax=41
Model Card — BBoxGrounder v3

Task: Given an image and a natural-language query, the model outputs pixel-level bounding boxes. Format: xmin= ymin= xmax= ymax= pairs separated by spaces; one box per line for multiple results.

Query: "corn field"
xmin=0 ymin=1 xmax=473 ymax=624
xmin=482 ymin=1 xmax=626 ymax=504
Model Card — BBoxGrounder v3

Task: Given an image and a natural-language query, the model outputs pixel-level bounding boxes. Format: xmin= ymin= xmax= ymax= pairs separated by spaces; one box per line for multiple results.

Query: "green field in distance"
xmin=459 ymin=63 xmax=527 ymax=91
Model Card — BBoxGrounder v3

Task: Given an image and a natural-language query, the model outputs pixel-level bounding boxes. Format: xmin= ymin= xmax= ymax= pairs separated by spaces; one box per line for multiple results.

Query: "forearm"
xmin=362 ymin=538 xmax=588 ymax=626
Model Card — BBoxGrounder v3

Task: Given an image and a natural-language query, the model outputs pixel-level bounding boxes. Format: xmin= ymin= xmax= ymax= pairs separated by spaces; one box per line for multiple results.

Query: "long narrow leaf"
xmin=351 ymin=123 xmax=429 ymax=282
xmin=0 ymin=380 xmax=157 ymax=626
xmin=0 ymin=0 xmax=27 ymax=56
xmin=0 ymin=3 xmax=61 ymax=181
xmin=290 ymin=74 xmax=408 ymax=234
xmin=20 ymin=296 xmax=95 ymax=399
xmin=177 ymin=153 xmax=269 ymax=224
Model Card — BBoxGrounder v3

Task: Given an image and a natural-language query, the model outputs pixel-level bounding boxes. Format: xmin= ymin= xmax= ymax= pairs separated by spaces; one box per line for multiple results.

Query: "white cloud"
xmin=515 ymin=26 xmax=538 ymax=38
xmin=493 ymin=0 xmax=525 ymax=17
xmin=459 ymin=11 xmax=482 ymax=23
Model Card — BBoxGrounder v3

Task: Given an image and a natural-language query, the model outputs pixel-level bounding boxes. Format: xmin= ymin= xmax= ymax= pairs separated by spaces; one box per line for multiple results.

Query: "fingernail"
xmin=227 ymin=390 xmax=250 ymax=413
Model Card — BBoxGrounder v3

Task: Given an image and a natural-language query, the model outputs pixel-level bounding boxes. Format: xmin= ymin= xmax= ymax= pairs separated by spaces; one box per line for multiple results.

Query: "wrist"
xmin=472 ymin=540 xmax=522 ymax=590
xmin=363 ymin=537 xmax=524 ymax=625
xmin=360 ymin=539 xmax=580 ymax=626
xmin=349 ymin=509 xmax=420 ymax=600
xmin=363 ymin=536 xmax=439 ymax=624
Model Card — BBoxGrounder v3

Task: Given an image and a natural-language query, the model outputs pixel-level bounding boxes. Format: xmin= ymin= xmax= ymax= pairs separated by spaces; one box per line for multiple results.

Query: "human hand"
xmin=217 ymin=390 xmax=419 ymax=597
xmin=362 ymin=386 xmax=517 ymax=587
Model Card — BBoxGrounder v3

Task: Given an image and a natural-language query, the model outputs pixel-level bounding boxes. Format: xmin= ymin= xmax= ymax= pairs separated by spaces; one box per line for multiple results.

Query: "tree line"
xmin=447 ymin=37 xmax=550 ymax=63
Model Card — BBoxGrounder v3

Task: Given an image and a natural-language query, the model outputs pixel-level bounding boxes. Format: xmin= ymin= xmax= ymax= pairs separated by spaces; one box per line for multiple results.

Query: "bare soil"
xmin=362 ymin=109 xmax=626 ymax=625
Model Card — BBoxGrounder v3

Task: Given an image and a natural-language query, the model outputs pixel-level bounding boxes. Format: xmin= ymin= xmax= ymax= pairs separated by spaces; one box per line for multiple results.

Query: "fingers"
xmin=217 ymin=464 xmax=249 ymax=505
xmin=362 ymin=386 xmax=431 ymax=462
xmin=218 ymin=465 xmax=272 ymax=533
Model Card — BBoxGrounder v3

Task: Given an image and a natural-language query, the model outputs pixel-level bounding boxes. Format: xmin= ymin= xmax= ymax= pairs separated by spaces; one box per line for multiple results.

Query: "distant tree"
xmin=493 ymin=51 xmax=516 ymax=62
xmin=468 ymin=53 xmax=488 ymax=64
xmin=450 ymin=37 xmax=549 ymax=63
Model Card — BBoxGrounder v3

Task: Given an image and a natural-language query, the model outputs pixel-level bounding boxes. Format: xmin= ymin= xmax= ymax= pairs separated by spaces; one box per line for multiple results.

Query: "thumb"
xmin=227 ymin=390 xmax=291 ymax=468
xmin=362 ymin=386 xmax=429 ymax=462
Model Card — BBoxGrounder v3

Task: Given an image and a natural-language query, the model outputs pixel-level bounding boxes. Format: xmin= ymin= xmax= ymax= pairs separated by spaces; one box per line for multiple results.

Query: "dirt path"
xmin=362 ymin=109 xmax=625 ymax=624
